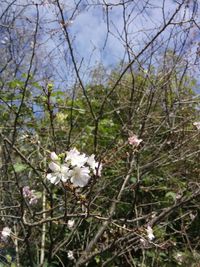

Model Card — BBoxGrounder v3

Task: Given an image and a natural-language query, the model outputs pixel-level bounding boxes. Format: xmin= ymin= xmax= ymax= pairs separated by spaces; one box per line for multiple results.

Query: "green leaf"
xmin=6 ymin=254 xmax=12 ymax=263
xmin=95 ymin=255 xmax=100 ymax=264
xmin=130 ymin=176 xmax=137 ymax=183
xmin=165 ymin=191 xmax=176 ymax=201
xmin=13 ymin=163 xmax=27 ymax=173
xmin=77 ymin=108 xmax=86 ymax=114
xmin=51 ymin=91 xmax=65 ymax=97
xmin=7 ymin=79 xmax=24 ymax=89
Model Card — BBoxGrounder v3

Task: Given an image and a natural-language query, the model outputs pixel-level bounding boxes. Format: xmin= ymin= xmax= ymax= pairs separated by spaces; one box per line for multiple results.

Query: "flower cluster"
xmin=47 ymin=148 xmax=102 ymax=187
xmin=23 ymin=186 xmax=38 ymax=205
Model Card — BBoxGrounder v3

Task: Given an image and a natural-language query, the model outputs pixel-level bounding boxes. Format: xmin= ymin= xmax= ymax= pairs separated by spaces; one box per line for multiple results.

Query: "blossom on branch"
xmin=67 ymin=250 xmax=75 ymax=260
xmin=67 ymin=219 xmax=75 ymax=229
xmin=46 ymin=149 xmax=102 ymax=188
xmin=146 ymin=225 xmax=155 ymax=241
xmin=69 ymin=166 xmax=90 ymax=187
xmin=50 ymin=152 xmax=59 ymax=161
xmin=128 ymin=134 xmax=143 ymax=147
xmin=65 ymin=148 xmax=88 ymax=167
xmin=87 ymin=154 xmax=102 ymax=176
xmin=47 ymin=162 xmax=69 ymax=184
xmin=22 ymin=186 xmax=38 ymax=205
xmin=1 ymin=227 xmax=11 ymax=241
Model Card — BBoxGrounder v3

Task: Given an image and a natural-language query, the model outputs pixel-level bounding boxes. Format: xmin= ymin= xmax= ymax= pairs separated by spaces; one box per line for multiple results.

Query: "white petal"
xmin=95 ymin=163 xmax=102 ymax=176
xmin=71 ymin=154 xmax=88 ymax=167
xmin=67 ymin=250 xmax=74 ymax=260
xmin=87 ymin=154 xmax=96 ymax=169
xmin=70 ymin=176 xmax=88 ymax=187
xmin=61 ymin=173 xmax=69 ymax=182
xmin=2 ymin=227 xmax=11 ymax=237
xmin=61 ymin=165 xmax=69 ymax=173
xmin=65 ymin=148 xmax=80 ymax=161
xmin=67 ymin=219 xmax=75 ymax=229
xmin=47 ymin=173 xmax=60 ymax=184
xmin=81 ymin=167 xmax=90 ymax=175
xmin=193 ymin=122 xmax=200 ymax=130
xmin=49 ymin=162 xmax=60 ymax=172
xmin=50 ymin=152 xmax=59 ymax=161
xmin=146 ymin=226 xmax=155 ymax=241
xmin=70 ymin=171 xmax=90 ymax=187
xmin=65 ymin=149 xmax=88 ymax=167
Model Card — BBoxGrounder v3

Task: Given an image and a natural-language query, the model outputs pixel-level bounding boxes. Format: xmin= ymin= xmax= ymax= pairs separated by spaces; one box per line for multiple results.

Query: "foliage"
xmin=0 ymin=63 xmax=200 ymax=266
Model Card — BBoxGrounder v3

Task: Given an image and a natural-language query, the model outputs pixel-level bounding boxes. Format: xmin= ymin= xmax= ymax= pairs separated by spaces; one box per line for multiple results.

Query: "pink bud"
xmin=128 ymin=135 xmax=143 ymax=147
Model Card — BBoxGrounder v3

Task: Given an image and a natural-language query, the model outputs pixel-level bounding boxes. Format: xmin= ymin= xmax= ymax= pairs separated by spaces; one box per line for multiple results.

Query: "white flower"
xmin=47 ymin=162 xmax=69 ymax=184
xmin=87 ymin=154 xmax=96 ymax=169
xmin=146 ymin=225 xmax=155 ymax=241
xmin=67 ymin=250 xmax=75 ymax=260
xmin=69 ymin=166 xmax=90 ymax=187
xmin=1 ymin=227 xmax=11 ymax=238
xmin=67 ymin=219 xmax=75 ymax=229
xmin=47 ymin=149 xmax=102 ymax=187
xmin=87 ymin=154 xmax=102 ymax=176
xmin=65 ymin=148 xmax=80 ymax=160
xmin=96 ymin=163 xmax=102 ymax=176
xmin=193 ymin=122 xmax=200 ymax=130
xmin=128 ymin=134 xmax=143 ymax=147
xmin=50 ymin=152 xmax=59 ymax=161
xmin=65 ymin=148 xmax=88 ymax=167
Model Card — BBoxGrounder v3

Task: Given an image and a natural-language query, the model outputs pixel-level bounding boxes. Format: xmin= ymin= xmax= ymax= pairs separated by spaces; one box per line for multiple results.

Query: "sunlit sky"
xmin=36 ymin=0 xmax=199 ymax=85
xmin=0 ymin=0 xmax=199 ymax=89
xmin=40 ymin=0 xmax=179 ymax=65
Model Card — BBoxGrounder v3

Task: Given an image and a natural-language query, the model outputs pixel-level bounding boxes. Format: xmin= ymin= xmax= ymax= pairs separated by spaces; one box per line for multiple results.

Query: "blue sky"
xmin=39 ymin=0 xmax=199 ymax=84
xmin=62 ymin=0 xmax=178 ymax=66
xmin=1 ymin=0 xmax=200 ymax=89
